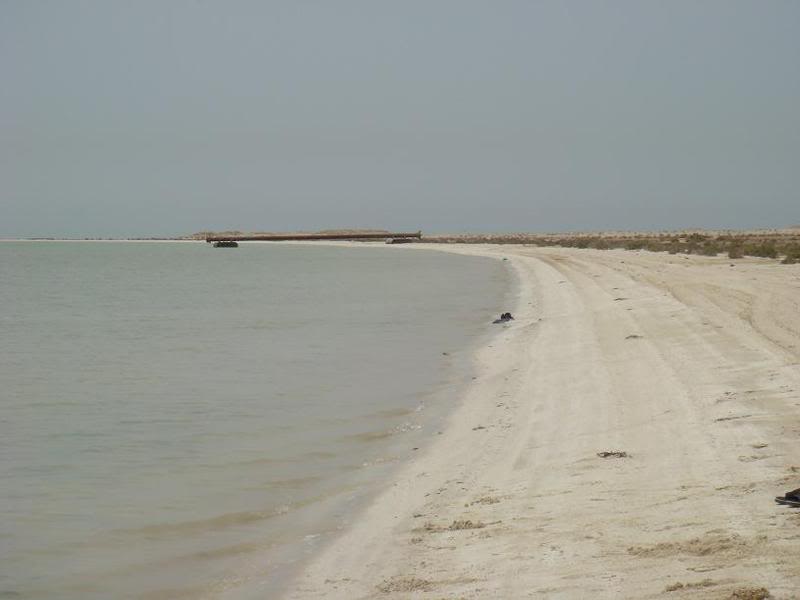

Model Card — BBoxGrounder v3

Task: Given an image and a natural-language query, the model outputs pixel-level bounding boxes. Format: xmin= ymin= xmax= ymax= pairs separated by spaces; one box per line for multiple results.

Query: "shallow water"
xmin=0 ymin=241 xmax=509 ymax=599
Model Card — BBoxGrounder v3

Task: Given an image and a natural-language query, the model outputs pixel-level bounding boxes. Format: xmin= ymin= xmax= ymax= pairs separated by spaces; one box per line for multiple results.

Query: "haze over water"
xmin=0 ymin=241 xmax=509 ymax=599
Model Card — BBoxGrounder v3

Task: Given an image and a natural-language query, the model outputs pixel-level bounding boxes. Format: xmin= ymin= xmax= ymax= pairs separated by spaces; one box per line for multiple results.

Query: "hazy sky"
xmin=2 ymin=1 xmax=799 ymax=237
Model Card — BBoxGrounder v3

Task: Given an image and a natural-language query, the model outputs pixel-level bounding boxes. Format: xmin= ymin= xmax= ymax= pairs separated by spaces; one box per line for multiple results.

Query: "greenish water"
xmin=0 ymin=241 xmax=509 ymax=599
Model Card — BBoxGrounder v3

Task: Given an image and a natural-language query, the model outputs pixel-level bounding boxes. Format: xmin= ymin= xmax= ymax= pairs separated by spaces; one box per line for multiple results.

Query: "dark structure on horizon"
xmin=206 ymin=231 xmax=422 ymax=243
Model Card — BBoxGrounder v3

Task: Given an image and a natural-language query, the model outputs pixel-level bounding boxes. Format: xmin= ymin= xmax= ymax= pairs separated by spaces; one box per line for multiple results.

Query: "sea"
xmin=0 ymin=241 xmax=511 ymax=599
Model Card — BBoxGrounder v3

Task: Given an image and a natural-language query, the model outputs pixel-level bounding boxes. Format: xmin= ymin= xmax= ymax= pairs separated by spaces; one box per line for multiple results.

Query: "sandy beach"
xmin=285 ymin=244 xmax=800 ymax=599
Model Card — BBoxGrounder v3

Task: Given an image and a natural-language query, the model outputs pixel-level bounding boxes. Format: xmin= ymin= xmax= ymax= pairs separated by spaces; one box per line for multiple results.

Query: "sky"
xmin=1 ymin=1 xmax=799 ymax=237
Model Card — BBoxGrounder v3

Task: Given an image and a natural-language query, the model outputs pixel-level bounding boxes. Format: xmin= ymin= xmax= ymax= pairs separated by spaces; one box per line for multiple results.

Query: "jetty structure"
xmin=206 ymin=231 xmax=422 ymax=245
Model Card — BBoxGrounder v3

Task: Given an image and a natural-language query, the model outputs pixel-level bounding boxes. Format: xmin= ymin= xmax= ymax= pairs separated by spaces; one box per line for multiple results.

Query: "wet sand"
xmin=285 ymin=244 xmax=800 ymax=599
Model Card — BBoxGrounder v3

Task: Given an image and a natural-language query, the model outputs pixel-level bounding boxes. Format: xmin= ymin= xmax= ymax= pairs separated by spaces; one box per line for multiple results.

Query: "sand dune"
xmin=285 ymin=245 xmax=800 ymax=599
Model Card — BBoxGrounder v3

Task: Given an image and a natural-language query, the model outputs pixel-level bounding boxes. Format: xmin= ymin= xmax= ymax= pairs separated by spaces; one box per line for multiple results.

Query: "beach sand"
xmin=284 ymin=244 xmax=800 ymax=599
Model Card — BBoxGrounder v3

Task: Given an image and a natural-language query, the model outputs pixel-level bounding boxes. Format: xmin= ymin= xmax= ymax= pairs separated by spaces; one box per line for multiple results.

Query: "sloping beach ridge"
xmin=285 ymin=243 xmax=800 ymax=599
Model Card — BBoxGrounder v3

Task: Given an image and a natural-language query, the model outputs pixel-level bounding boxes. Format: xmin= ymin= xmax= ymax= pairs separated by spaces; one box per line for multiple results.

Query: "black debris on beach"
xmin=493 ymin=312 xmax=514 ymax=324
xmin=597 ymin=451 xmax=629 ymax=459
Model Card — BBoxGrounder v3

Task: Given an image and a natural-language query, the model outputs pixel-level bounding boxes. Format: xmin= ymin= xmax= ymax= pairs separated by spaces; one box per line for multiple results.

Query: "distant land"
xmin=7 ymin=227 xmax=800 ymax=264
xmin=185 ymin=227 xmax=800 ymax=263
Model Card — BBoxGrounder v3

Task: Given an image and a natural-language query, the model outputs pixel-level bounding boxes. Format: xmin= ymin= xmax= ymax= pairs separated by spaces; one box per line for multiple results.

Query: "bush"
xmin=644 ymin=240 xmax=668 ymax=253
xmin=728 ymin=245 xmax=744 ymax=259
xmin=700 ymin=242 xmax=722 ymax=256
xmin=782 ymin=245 xmax=800 ymax=264
xmin=624 ymin=239 xmax=646 ymax=251
xmin=745 ymin=242 xmax=778 ymax=259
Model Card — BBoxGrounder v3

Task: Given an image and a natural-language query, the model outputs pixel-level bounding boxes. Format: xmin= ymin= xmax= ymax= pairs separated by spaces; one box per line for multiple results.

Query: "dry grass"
xmin=376 ymin=576 xmax=434 ymax=593
xmin=422 ymin=229 xmax=800 ymax=263
xmin=448 ymin=520 xmax=485 ymax=531
xmin=628 ymin=533 xmax=766 ymax=558
xmin=729 ymin=587 xmax=771 ymax=600
xmin=418 ymin=519 xmax=488 ymax=533
xmin=468 ymin=496 xmax=501 ymax=506
xmin=664 ymin=578 xmax=716 ymax=592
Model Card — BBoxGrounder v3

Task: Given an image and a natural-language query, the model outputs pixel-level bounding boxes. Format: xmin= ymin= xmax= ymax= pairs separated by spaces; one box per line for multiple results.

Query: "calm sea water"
xmin=0 ymin=241 xmax=509 ymax=599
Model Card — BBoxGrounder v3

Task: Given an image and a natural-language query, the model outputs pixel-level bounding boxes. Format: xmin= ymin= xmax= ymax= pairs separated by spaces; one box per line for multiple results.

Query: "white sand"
xmin=285 ymin=244 xmax=800 ymax=599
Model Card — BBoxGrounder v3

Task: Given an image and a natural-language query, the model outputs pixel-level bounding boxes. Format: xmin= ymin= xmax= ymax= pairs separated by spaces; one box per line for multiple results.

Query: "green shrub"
xmin=728 ymin=245 xmax=744 ymax=259
xmin=700 ymin=242 xmax=722 ymax=256
xmin=744 ymin=242 xmax=778 ymax=259
xmin=643 ymin=240 xmax=668 ymax=253
xmin=624 ymin=239 xmax=646 ymax=251
xmin=782 ymin=245 xmax=800 ymax=264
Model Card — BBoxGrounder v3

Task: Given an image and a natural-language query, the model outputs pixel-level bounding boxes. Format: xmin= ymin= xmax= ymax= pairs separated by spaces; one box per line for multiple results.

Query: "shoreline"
xmin=283 ymin=243 xmax=800 ymax=599
xmin=278 ymin=243 xmax=535 ymax=598
xmin=231 ymin=243 xmax=519 ymax=600
xmin=238 ymin=245 xmax=518 ymax=600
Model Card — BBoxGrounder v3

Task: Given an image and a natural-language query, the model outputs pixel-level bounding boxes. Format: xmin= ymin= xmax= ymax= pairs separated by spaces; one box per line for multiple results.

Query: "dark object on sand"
xmin=213 ymin=240 xmax=238 ymax=248
xmin=493 ymin=312 xmax=514 ymax=324
xmin=597 ymin=451 xmax=629 ymax=459
xmin=386 ymin=237 xmax=416 ymax=244
xmin=775 ymin=488 xmax=800 ymax=507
